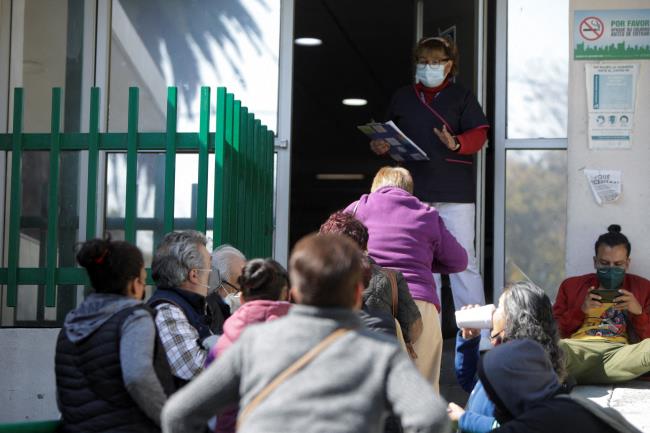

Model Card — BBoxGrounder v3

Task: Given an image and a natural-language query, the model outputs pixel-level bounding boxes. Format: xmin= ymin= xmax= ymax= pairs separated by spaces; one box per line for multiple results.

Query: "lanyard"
xmin=413 ymin=85 xmax=457 ymax=135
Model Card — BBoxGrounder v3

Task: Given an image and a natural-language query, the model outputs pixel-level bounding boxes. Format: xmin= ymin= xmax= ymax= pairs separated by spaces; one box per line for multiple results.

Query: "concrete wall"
xmin=567 ymin=0 xmax=650 ymax=276
xmin=0 ymin=329 xmax=60 ymax=422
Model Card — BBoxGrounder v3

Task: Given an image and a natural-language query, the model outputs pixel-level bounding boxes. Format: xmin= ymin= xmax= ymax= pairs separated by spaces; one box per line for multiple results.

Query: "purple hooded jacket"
xmin=345 ymin=186 xmax=468 ymax=309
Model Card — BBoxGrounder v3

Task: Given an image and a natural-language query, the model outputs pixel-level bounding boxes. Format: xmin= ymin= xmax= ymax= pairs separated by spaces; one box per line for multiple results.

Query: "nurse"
xmin=370 ymin=36 xmax=489 ymax=316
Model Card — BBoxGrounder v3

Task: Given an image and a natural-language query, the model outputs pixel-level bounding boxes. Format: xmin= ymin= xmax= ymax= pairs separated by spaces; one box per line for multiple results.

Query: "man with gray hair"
xmin=149 ymin=230 xmax=215 ymax=388
xmin=209 ymin=244 xmax=247 ymax=314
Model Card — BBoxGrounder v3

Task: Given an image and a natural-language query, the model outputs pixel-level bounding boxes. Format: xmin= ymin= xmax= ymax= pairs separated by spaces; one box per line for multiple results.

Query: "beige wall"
xmin=567 ymin=0 xmax=650 ymax=276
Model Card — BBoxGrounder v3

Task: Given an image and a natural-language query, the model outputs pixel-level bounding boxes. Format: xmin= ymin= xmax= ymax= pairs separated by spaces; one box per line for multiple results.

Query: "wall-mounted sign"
xmin=574 ymin=9 xmax=650 ymax=59
xmin=585 ymin=63 xmax=638 ymax=149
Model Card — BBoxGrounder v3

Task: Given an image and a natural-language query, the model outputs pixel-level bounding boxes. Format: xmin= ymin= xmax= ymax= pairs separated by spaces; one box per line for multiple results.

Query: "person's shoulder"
xmin=560 ymin=273 xmax=596 ymax=288
xmin=626 ymin=273 xmax=650 ymax=284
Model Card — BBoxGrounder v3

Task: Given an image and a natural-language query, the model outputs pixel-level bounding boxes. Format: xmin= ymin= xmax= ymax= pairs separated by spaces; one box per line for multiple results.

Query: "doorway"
xmin=289 ymin=0 xmax=493 ymax=299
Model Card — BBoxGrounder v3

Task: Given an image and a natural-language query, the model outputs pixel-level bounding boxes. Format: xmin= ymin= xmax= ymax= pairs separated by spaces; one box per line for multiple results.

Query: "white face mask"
xmin=225 ymin=292 xmax=241 ymax=313
xmin=415 ymin=64 xmax=446 ymax=88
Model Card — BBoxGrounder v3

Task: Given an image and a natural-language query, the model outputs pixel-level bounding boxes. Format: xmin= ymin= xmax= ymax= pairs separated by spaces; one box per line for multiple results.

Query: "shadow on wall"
xmin=117 ymin=0 xmax=271 ymax=119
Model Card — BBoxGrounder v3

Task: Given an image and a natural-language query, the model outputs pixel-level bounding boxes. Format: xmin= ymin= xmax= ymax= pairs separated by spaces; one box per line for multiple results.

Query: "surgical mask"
xmin=415 ymin=64 xmax=446 ymax=88
xmin=596 ymin=266 xmax=625 ymax=290
xmin=225 ymin=292 xmax=241 ymax=313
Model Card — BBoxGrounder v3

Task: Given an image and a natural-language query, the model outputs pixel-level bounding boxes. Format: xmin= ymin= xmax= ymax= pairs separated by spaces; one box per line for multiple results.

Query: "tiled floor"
xmin=439 ymin=337 xmax=470 ymax=407
xmin=573 ymin=380 xmax=650 ymax=432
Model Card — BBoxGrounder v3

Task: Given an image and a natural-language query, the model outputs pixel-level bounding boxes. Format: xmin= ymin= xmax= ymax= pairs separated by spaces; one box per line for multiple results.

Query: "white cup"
xmin=454 ymin=304 xmax=496 ymax=329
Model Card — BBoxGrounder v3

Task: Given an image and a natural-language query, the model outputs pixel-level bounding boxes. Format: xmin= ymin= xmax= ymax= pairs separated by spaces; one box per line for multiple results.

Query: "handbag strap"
xmin=237 ymin=328 xmax=352 ymax=429
xmin=385 ymin=270 xmax=398 ymax=318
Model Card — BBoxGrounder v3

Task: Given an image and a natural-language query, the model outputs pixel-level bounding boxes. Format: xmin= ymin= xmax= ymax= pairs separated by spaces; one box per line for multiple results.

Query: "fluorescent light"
xmin=316 ymin=174 xmax=365 ymax=181
xmin=342 ymin=98 xmax=367 ymax=106
xmin=295 ymin=37 xmax=322 ymax=46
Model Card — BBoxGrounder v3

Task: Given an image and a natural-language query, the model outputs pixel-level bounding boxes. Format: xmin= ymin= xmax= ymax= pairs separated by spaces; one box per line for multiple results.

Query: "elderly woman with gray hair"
xmin=344 ymin=166 xmax=468 ymax=391
xmin=447 ymin=281 xmax=566 ymax=432
xmin=148 ymin=230 xmax=216 ymax=388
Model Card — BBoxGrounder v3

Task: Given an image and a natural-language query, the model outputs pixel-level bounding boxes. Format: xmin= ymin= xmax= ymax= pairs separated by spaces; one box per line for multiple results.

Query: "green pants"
xmin=560 ymin=338 xmax=650 ymax=384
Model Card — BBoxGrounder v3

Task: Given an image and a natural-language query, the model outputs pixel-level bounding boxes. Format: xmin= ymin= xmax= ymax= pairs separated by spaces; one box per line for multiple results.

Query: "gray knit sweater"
xmin=161 ymin=305 xmax=450 ymax=433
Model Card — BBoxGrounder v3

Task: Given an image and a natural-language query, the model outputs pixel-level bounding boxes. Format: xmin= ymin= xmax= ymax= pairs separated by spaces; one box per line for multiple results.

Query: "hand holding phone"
xmin=590 ymin=288 xmax=619 ymax=303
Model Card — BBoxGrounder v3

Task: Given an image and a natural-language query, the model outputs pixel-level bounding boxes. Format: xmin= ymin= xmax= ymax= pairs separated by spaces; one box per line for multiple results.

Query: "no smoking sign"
xmin=580 ymin=16 xmax=605 ymax=41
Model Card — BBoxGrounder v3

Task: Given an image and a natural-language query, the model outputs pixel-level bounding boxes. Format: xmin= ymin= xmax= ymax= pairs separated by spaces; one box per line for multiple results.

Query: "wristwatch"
xmin=451 ymin=137 xmax=460 ymax=151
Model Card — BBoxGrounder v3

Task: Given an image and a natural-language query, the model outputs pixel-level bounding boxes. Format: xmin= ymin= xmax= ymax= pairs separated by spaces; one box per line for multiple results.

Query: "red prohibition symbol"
xmin=579 ymin=16 xmax=605 ymax=41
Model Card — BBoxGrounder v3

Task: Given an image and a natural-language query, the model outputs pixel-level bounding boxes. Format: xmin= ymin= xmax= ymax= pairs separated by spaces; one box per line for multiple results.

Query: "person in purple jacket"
xmin=345 ymin=166 xmax=467 ymax=391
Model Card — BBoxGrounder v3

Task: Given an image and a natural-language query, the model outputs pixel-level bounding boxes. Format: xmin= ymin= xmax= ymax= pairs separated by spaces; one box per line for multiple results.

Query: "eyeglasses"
xmin=221 ymin=280 xmax=240 ymax=294
xmin=418 ymin=58 xmax=450 ymax=66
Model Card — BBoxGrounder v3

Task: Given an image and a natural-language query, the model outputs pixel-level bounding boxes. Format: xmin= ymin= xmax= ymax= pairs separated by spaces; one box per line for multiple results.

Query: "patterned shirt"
xmin=571 ymin=301 xmax=628 ymax=343
xmin=154 ymin=303 xmax=207 ymax=380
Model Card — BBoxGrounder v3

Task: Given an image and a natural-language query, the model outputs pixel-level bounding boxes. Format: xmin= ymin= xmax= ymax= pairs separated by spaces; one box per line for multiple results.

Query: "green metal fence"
xmin=0 ymin=86 xmax=275 ymax=311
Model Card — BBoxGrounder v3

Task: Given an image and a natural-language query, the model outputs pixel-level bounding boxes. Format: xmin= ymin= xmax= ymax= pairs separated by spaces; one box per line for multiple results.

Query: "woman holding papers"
xmin=370 ymin=36 xmax=489 ymax=327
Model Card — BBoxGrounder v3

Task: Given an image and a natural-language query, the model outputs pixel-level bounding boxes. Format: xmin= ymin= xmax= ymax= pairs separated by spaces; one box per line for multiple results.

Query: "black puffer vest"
xmin=55 ymin=305 xmax=174 ymax=433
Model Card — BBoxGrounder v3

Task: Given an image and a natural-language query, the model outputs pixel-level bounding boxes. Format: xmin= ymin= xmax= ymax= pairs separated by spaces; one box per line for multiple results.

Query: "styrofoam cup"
xmin=455 ymin=304 xmax=496 ymax=329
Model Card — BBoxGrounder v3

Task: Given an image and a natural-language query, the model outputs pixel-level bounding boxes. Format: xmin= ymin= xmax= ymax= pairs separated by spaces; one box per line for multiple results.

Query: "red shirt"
xmin=552 ymin=273 xmax=650 ymax=341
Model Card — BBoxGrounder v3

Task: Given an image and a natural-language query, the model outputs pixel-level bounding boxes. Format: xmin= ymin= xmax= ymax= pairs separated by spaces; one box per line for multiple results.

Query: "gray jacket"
xmin=161 ymin=305 xmax=450 ymax=433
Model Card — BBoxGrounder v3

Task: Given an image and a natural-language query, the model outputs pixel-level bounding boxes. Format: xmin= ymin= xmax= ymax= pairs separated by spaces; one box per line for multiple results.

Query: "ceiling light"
xmin=316 ymin=174 xmax=365 ymax=181
xmin=295 ymin=37 xmax=322 ymax=46
xmin=342 ymin=98 xmax=367 ymax=107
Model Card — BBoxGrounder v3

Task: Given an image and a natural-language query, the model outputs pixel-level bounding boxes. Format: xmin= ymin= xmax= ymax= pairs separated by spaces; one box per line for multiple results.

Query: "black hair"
xmin=594 ymin=224 xmax=631 ymax=257
xmin=76 ymin=236 xmax=144 ymax=295
xmin=238 ymin=258 xmax=288 ymax=302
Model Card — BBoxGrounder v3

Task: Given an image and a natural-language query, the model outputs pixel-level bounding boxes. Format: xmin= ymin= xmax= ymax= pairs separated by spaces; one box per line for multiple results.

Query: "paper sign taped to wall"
xmin=584 ymin=169 xmax=622 ymax=205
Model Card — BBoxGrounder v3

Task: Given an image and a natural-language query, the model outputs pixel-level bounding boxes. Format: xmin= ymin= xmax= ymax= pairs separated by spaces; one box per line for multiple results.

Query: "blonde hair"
xmin=371 ymin=166 xmax=414 ymax=194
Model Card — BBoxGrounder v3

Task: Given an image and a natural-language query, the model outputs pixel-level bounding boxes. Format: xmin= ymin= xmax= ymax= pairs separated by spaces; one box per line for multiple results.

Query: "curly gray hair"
xmin=501 ymin=281 xmax=566 ymax=381
xmin=151 ymin=230 xmax=207 ymax=289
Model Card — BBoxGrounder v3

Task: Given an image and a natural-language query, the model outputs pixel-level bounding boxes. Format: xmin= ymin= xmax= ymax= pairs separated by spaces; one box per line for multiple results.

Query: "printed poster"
xmin=584 ymin=169 xmax=622 ymax=205
xmin=585 ymin=63 xmax=638 ymax=149
xmin=574 ymin=9 xmax=650 ymax=59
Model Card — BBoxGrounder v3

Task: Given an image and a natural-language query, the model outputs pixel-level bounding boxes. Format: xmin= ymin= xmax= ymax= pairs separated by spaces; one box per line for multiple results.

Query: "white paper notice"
xmin=585 ymin=63 xmax=638 ymax=149
xmin=584 ymin=169 xmax=622 ymax=205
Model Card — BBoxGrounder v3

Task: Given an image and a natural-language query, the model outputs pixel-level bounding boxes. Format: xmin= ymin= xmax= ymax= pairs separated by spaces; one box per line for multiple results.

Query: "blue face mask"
xmin=415 ymin=64 xmax=446 ymax=88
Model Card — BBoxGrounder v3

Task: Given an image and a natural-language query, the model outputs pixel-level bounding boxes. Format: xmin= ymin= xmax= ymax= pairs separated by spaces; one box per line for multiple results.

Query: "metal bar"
xmin=230 ymin=99 xmax=242 ymax=246
xmin=224 ymin=93 xmax=235 ymax=244
xmin=213 ymin=87 xmax=227 ymax=247
xmin=242 ymin=110 xmax=253 ymax=256
xmin=253 ymin=119 xmax=262 ymax=257
xmin=266 ymin=130 xmax=274 ymax=256
xmin=164 ymin=87 xmax=177 ymax=234
xmin=124 ymin=87 xmax=139 ymax=243
xmin=504 ymin=138 xmax=568 ymax=150
xmin=493 ymin=0 xmax=507 ymax=299
xmin=196 ymin=86 xmax=210 ymax=233
xmin=238 ymin=106 xmax=249 ymax=252
xmin=45 ymin=88 xmax=62 ymax=307
xmin=7 ymin=88 xmax=23 ymax=307
xmin=86 ymin=87 xmax=100 ymax=239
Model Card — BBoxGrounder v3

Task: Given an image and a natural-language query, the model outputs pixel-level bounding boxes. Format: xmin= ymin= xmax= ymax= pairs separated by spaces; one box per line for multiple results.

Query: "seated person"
xmin=479 ymin=339 xmax=640 ymax=433
xmin=447 ymin=281 xmax=566 ymax=433
xmin=553 ymin=224 xmax=650 ymax=384
xmin=161 ymin=233 xmax=450 ymax=433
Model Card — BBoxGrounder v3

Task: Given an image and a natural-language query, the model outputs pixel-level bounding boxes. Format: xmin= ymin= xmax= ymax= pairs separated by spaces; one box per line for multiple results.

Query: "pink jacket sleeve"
xmin=431 ymin=216 xmax=468 ymax=274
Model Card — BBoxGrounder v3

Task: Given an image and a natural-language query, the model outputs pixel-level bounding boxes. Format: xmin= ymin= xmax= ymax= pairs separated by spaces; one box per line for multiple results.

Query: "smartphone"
xmin=591 ymin=289 xmax=620 ymax=303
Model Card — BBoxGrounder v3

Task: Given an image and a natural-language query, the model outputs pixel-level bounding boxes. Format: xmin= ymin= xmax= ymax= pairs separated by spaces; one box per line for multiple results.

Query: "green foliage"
xmin=505 ymin=151 xmax=567 ymax=301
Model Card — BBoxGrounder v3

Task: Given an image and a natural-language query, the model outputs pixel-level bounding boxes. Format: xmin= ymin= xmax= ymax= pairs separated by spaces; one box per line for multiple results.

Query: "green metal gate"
xmin=0 ymin=86 xmax=275 ymax=317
